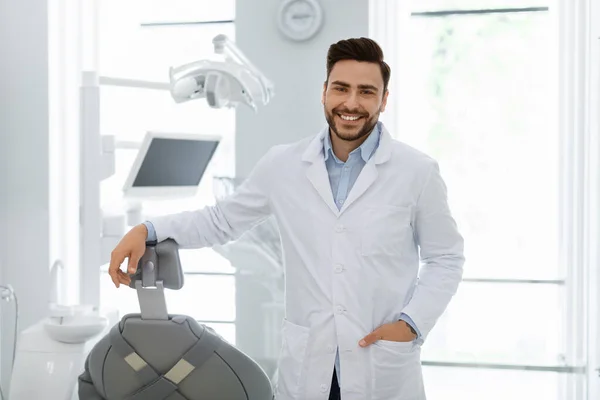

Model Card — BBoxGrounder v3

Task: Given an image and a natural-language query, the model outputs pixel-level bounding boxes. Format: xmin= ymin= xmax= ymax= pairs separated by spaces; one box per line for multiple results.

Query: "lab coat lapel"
xmin=339 ymin=125 xmax=393 ymax=213
xmin=339 ymin=161 xmax=377 ymax=213
xmin=306 ymin=161 xmax=340 ymax=216
xmin=301 ymin=124 xmax=393 ymax=216
xmin=302 ymin=127 xmax=340 ymax=216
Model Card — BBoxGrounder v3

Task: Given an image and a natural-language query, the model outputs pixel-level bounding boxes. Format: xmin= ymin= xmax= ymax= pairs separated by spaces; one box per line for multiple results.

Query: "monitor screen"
xmin=132 ymin=138 xmax=218 ymax=188
xmin=123 ymin=132 xmax=220 ymax=199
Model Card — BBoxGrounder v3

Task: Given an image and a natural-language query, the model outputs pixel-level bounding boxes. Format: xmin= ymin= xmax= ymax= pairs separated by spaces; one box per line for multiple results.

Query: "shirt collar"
xmin=324 ymin=121 xmax=381 ymax=163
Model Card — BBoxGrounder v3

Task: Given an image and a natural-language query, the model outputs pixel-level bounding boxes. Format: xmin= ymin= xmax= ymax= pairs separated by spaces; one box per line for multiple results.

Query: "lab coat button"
xmin=320 ymin=384 xmax=328 ymax=392
xmin=336 ymin=305 xmax=345 ymax=314
xmin=327 ymin=345 xmax=335 ymax=353
xmin=334 ymin=264 xmax=343 ymax=273
xmin=335 ymin=225 xmax=345 ymax=233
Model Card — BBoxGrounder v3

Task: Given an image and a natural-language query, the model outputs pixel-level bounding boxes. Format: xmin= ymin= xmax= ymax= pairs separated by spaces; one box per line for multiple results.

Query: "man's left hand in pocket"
xmin=359 ymin=320 xmax=417 ymax=347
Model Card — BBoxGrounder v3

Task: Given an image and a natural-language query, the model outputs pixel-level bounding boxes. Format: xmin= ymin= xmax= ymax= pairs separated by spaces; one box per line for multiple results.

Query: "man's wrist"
xmin=141 ymin=221 xmax=158 ymax=245
xmin=399 ymin=319 xmax=417 ymax=336
xmin=137 ymin=223 xmax=148 ymax=238
xmin=407 ymin=323 xmax=417 ymax=335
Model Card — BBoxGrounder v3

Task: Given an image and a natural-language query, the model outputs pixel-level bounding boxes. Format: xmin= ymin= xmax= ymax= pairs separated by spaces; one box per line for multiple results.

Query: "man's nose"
xmin=342 ymin=93 xmax=360 ymax=111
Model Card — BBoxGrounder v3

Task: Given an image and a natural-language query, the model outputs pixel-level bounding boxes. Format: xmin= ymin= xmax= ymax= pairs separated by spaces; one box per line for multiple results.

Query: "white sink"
xmin=44 ymin=314 xmax=109 ymax=344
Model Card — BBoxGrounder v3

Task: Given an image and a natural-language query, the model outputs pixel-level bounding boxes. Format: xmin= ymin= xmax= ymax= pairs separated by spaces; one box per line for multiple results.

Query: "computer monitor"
xmin=122 ymin=131 xmax=221 ymax=200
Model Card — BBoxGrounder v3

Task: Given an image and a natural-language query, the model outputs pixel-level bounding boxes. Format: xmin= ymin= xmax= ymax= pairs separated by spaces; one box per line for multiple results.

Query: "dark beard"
xmin=325 ymin=109 xmax=379 ymax=142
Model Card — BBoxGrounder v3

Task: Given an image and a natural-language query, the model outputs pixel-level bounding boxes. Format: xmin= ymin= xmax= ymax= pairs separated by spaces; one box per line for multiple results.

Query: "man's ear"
xmin=380 ymin=89 xmax=389 ymax=112
xmin=321 ymin=81 xmax=327 ymax=105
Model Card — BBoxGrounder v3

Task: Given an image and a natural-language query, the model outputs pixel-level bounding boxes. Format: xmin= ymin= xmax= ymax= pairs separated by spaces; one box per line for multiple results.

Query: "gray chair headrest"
xmin=127 ymin=239 xmax=184 ymax=291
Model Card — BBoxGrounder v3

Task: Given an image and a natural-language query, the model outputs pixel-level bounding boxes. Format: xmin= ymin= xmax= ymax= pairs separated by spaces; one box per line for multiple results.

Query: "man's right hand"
xmin=108 ymin=224 xmax=148 ymax=288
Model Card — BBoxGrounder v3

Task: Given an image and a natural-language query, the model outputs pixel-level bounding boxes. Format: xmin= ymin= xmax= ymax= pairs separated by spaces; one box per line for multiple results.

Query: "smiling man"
xmin=313 ymin=38 xmax=464 ymax=400
xmin=322 ymin=42 xmax=389 ymax=162
xmin=109 ymin=37 xmax=464 ymax=400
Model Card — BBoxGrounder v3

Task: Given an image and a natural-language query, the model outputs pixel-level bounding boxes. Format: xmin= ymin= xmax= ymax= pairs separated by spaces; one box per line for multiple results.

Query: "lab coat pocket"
xmin=361 ymin=205 xmax=413 ymax=257
xmin=370 ymin=340 xmax=425 ymax=400
xmin=275 ymin=319 xmax=310 ymax=399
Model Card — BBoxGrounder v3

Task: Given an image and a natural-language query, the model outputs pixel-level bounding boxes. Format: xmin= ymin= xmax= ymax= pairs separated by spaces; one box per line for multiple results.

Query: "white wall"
xmin=234 ymin=0 xmax=370 ymax=373
xmin=0 ymin=0 xmax=51 ymax=392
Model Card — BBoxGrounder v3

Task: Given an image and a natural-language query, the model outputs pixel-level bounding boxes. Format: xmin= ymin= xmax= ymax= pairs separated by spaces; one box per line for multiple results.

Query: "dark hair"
xmin=325 ymin=37 xmax=391 ymax=94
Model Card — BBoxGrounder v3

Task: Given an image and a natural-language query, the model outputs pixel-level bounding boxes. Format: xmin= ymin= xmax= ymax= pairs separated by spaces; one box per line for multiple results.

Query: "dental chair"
xmin=78 ymin=239 xmax=274 ymax=399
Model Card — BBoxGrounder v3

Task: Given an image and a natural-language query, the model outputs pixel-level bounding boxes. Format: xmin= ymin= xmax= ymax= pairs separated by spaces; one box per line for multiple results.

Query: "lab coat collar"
xmin=302 ymin=121 xmax=392 ymax=164
xmin=302 ymin=121 xmax=393 ymax=216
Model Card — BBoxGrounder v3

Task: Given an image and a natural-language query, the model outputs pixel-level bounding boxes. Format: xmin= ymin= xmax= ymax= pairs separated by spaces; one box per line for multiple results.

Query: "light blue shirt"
xmin=144 ymin=121 xmax=421 ymax=385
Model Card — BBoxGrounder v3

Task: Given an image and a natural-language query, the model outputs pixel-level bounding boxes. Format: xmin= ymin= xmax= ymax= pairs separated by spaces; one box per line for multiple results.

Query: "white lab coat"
xmin=150 ymin=123 xmax=465 ymax=400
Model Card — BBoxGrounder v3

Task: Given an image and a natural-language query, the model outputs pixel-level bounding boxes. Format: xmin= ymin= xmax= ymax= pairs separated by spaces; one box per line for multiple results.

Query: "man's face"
xmin=322 ymin=60 xmax=388 ymax=142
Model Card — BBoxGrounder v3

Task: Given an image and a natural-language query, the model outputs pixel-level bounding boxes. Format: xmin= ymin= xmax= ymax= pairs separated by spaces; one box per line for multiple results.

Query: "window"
xmin=97 ymin=0 xmax=237 ymax=344
xmin=371 ymin=1 xmax=588 ymax=399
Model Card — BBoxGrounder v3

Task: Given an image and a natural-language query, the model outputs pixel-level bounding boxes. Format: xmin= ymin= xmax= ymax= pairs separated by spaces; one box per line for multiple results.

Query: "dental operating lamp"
xmin=169 ymin=34 xmax=275 ymax=111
